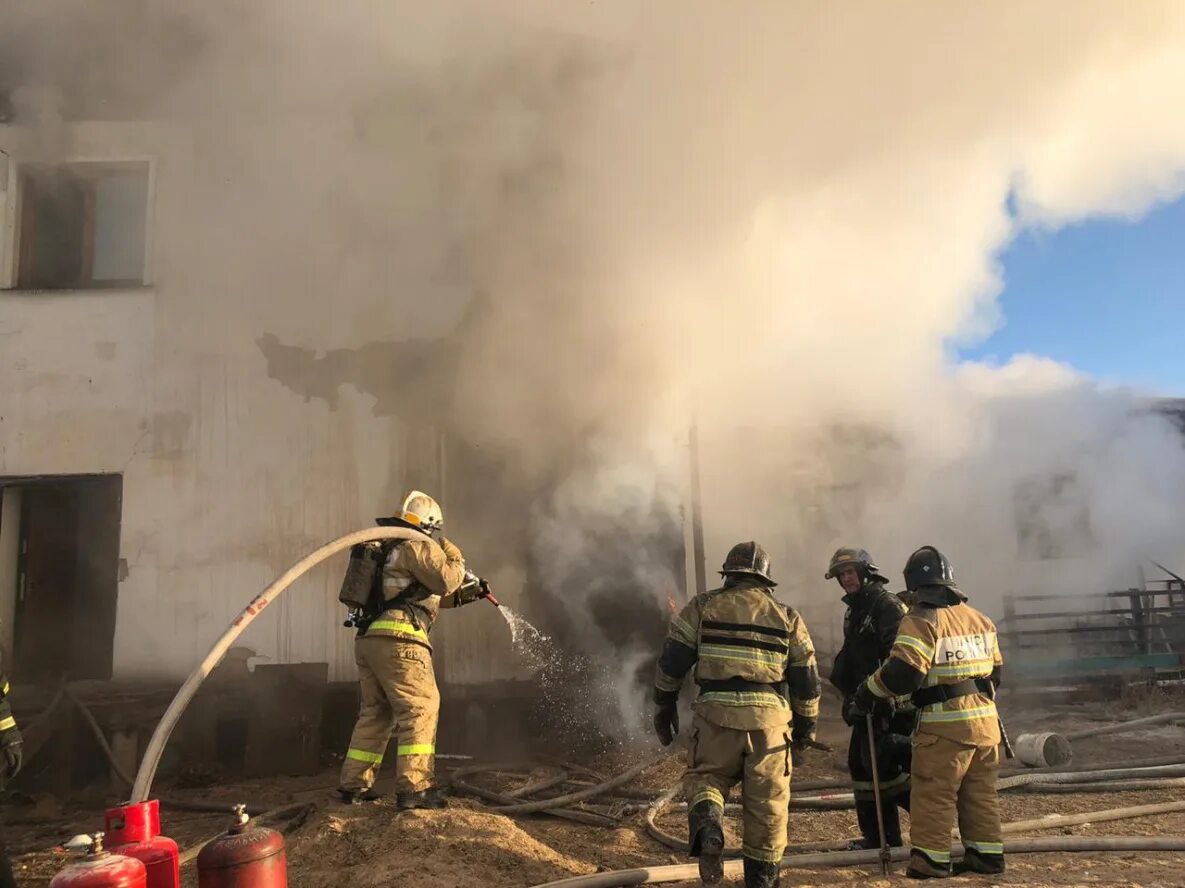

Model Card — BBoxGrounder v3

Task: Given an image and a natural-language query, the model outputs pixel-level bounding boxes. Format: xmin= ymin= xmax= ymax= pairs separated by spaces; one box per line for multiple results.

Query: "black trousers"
xmin=847 ymin=709 xmax=915 ymax=847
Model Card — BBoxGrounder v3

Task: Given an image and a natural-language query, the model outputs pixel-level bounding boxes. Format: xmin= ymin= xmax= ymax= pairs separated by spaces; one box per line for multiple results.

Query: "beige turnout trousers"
xmin=339 ymin=635 xmax=440 ymax=794
xmin=909 ymin=733 xmax=1002 ymax=865
xmin=683 ymin=715 xmax=792 ymax=863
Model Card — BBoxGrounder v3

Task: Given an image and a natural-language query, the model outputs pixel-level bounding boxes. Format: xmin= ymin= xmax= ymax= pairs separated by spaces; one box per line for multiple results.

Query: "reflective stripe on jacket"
xmin=656 ymin=577 xmax=821 ymax=731
xmin=867 ymin=598 xmax=1002 ymax=746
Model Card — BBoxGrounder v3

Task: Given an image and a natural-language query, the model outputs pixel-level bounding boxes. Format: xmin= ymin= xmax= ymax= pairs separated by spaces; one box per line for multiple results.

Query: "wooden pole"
xmin=689 ymin=419 xmax=707 ymax=596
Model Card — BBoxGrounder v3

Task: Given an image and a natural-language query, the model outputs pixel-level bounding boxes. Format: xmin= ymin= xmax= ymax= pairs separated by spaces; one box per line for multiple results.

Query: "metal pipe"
xmin=130 ymin=525 xmax=432 ymax=802
xmin=527 ymin=838 xmax=1185 ymax=888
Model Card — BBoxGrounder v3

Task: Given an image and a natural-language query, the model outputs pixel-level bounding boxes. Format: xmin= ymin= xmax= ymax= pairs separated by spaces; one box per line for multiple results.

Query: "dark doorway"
xmin=0 ymin=475 xmax=122 ymax=682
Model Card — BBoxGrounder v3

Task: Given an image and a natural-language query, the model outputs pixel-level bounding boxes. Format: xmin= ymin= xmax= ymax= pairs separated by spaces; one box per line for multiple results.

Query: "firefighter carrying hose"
xmin=338 ymin=490 xmax=491 ymax=809
xmin=653 ymin=542 xmax=821 ymax=888
xmin=825 ymin=547 xmax=916 ymax=850
xmin=850 ymin=546 xmax=1004 ymax=879
xmin=0 ymin=652 xmax=20 ymax=888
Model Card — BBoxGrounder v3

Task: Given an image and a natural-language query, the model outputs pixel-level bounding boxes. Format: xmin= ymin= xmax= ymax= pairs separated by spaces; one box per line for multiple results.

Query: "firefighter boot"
xmin=742 ymin=857 xmax=780 ymax=888
xmin=396 ymin=787 xmax=448 ymax=810
xmin=906 ymin=850 xmax=952 ymax=879
xmin=688 ymin=800 xmax=724 ymax=885
xmin=954 ymin=848 xmax=1005 ymax=875
xmin=337 ymin=788 xmax=384 ymax=806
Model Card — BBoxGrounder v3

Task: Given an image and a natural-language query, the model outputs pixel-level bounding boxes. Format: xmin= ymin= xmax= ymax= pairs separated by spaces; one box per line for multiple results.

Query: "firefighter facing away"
xmin=653 ymin=542 xmax=821 ymax=888
xmin=851 ymin=546 xmax=1004 ymax=879
xmin=825 ymin=547 xmax=916 ymax=850
xmin=338 ymin=490 xmax=491 ymax=809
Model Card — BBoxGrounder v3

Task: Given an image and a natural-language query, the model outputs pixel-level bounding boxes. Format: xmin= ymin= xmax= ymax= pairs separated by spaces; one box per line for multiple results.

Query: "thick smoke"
xmin=5 ymin=1 xmax=1185 ymax=733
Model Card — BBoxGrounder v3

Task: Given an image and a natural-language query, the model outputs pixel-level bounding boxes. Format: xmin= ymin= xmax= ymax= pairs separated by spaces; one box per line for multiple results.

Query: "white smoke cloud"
xmin=5 ymin=0 xmax=1185 ymax=727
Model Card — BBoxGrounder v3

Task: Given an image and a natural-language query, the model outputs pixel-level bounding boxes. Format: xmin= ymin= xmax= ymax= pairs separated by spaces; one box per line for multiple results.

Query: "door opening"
xmin=0 ymin=474 xmax=122 ymax=682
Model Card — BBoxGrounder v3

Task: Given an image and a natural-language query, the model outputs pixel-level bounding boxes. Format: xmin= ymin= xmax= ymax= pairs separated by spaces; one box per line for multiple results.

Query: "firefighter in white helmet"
xmin=338 ymin=490 xmax=490 ymax=809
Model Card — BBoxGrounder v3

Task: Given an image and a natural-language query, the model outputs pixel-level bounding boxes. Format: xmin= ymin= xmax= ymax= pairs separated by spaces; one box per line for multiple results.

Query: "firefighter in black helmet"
xmin=653 ymin=542 xmax=821 ymax=888
xmin=825 ymin=547 xmax=916 ymax=851
xmin=851 ymin=546 xmax=1004 ymax=878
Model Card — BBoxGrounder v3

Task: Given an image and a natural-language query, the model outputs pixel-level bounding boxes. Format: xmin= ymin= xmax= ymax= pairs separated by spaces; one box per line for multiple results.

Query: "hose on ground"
xmin=1012 ymin=777 xmax=1185 ymax=794
xmin=999 ymin=763 xmax=1185 ymax=791
xmin=1001 ymin=799 xmax=1185 ymax=834
xmin=473 ymin=753 xmax=672 ymax=816
xmin=600 ymin=753 xmax=1185 ymax=800
xmin=451 ymin=768 xmax=620 ymax=828
xmin=130 ymin=525 xmax=433 ymax=802
xmin=1001 ymin=753 xmax=1185 ymax=776
xmin=1064 ymin=711 xmax=1185 ymax=742
xmin=527 ymin=837 xmax=1185 ymax=887
xmin=645 ymin=775 xmax=1185 ymax=857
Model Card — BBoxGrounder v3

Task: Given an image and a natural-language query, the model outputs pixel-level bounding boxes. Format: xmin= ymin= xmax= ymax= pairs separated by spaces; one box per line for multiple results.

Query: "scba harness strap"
xmin=911 ymin=676 xmax=994 ymax=709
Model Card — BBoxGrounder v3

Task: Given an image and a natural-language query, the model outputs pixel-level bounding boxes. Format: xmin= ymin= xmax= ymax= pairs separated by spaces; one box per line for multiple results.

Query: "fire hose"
xmin=130 ymin=526 xmax=434 ymax=803
xmin=526 ymin=837 xmax=1185 ymax=887
xmin=1064 ymin=711 xmax=1185 ymax=741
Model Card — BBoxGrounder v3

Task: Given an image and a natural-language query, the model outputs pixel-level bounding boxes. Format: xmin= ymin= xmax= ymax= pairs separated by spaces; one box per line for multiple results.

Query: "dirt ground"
xmin=9 ymin=698 xmax=1185 ymax=888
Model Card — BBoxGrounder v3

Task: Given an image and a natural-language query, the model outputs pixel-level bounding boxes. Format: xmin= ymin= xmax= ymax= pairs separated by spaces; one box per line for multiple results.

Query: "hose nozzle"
xmin=481 ymin=581 xmax=500 ymax=608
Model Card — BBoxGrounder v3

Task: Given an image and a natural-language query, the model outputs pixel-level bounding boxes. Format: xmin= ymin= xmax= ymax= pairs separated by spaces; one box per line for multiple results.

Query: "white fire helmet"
xmin=400 ymin=490 xmax=443 ymax=532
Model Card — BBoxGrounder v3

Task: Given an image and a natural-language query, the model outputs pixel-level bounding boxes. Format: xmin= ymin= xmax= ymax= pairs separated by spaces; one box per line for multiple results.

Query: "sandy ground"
xmin=9 ymin=701 xmax=1185 ymax=888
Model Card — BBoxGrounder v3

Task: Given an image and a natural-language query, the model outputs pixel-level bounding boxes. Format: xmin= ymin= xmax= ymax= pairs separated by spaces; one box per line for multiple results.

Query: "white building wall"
xmin=0 ymin=121 xmax=522 ymax=684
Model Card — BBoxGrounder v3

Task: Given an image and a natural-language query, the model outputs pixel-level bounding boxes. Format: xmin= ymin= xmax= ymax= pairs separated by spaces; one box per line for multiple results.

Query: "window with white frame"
xmin=11 ymin=161 xmax=150 ymax=290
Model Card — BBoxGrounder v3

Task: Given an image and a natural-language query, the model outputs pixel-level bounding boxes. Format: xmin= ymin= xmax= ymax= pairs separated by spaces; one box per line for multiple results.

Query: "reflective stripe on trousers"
xmin=682 ymin=715 xmax=791 ymax=864
xmin=908 ymin=732 xmax=1001 ymax=865
xmin=339 ymin=636 xmax=440 ymax=794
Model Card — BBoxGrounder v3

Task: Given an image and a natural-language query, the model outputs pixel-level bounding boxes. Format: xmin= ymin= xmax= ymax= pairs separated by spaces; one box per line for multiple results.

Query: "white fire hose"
xmin=130 ymin=526 xmax=431 ymax=802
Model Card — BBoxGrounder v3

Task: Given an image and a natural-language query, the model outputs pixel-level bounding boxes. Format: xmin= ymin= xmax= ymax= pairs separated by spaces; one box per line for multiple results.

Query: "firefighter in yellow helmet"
xmin=850 ymin=546 xmax=1004 ymax=878
xmin=338 ymin=490 xmax=491 ymax=809
xmin=653 ymin=542 xmax=821 ymax=888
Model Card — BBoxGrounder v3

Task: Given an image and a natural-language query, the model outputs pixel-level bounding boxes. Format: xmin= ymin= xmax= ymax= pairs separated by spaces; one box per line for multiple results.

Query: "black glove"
xmin=653 ymin=703 xmax=679 ymax=746
xmin=2 ymin=731 xmax=22 ymax=781
xmin=841 ymin=695 xmax=857 ymax=727
xmin=846 ymin=683 xmax=877 ymax=722
xmin=873 ymin=694 xmax=897 ymax=719
xmin=477 ymin=579 xmax=492 ymax=599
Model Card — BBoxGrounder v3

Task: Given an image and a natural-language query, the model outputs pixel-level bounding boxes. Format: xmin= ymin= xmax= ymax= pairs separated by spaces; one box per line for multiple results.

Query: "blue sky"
xmin=959 ymin=195 xmax=1185 ymax=396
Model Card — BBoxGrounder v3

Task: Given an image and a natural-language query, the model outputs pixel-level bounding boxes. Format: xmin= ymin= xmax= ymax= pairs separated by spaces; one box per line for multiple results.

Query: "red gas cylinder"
xmin=196 ymin=805 xmax=287 ymax=888
xmin=50 ymin=833 xmax=147 ymax=888
xmin=105 ymin=800 xmax=180 ymax=888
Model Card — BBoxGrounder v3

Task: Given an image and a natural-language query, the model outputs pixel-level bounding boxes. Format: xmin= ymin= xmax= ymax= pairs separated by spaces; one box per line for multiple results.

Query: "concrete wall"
xmin=0 ymin=121 xmax=523 ymax=685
